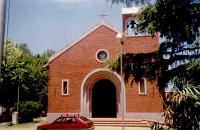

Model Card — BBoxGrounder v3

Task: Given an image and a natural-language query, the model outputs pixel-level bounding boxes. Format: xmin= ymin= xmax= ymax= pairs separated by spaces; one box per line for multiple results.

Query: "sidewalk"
xmin=0 ymin=117 xmax=151 ymax=130
xmin=0 ymin=124 xmax=150 ymax=130
xmin=0 ymin=125 xmax=150 ymax=130
xmin=95 ymin=126 xmax=150 ymax=130
xmin=0 ymin=122 xmax=38 ymax=130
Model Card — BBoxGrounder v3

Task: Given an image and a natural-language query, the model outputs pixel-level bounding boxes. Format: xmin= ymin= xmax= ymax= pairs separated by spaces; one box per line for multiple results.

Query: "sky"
xmin=6 ymin=0 xmax=125 ymax=54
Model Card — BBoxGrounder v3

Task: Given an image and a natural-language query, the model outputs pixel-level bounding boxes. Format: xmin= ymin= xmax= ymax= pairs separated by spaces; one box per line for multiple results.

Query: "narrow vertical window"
xmin=62 ymin=80 xmax=69 ymax=95
xmin=139 ymin=79 xmax=146 ymax=94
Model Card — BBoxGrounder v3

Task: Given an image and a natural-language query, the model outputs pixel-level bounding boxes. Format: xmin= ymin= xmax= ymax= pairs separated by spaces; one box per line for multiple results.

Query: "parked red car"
xmin=37 ymin=114 xmax=94 ymax=130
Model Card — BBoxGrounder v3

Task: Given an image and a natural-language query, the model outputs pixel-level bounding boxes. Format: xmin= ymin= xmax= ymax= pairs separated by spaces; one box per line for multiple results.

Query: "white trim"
xmin=122 ymin=7 xmax=139 ymax=14
xmin=47 ymin=21 xmax=121 ymax=64
xmin=80 ymin=68 xmax=126 ymax=118
xmin=61 ymin=79 xmax=69 ymax=95
xmin=138 ymin=78 xmax=147 ymax=94
xmin=95 ymin=49 xmax=109 ymax=63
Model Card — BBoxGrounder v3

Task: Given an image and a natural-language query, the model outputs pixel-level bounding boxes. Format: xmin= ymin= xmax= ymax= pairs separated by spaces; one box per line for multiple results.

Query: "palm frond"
xmin=187 ymin=57 xmax=200 ymax=71
xmin=164 ymin=82 xmax=200 ymax=129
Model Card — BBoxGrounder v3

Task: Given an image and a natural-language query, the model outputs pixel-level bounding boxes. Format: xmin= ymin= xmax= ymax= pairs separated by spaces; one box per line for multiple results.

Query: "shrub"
xmin=13 ymin=101 xmax=43 ymax=123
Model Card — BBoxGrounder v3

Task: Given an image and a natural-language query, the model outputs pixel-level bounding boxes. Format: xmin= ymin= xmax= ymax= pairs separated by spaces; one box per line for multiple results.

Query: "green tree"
xmin=16 ymin=43 xmax=32 ymax=55
xmin=0 ymin=40 xmax=54 ymax=121
xmin=15 ymin=45 xmax=54 ymax=111
xmin=1 ymin=40 xmax=24 ymax=109
xmin=108 ymin=0 xmax=200 ymax=129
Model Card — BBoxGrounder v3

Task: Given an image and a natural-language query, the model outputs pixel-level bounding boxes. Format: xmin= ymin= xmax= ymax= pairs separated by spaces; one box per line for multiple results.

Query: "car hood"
xmin=37 ymin=123 xmax=50 ymax=129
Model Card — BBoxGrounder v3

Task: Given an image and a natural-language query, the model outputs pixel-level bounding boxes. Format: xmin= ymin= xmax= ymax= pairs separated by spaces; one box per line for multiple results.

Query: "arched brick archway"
xmin=80 ymin=68 xmax=126 ymax=118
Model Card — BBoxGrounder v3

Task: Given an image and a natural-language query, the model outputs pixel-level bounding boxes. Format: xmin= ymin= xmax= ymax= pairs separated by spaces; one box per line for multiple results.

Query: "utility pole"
xmin=0 ymin=0 xmax=5 ymax=100
xmin=116 ymin=32 xmax=125 ymax=130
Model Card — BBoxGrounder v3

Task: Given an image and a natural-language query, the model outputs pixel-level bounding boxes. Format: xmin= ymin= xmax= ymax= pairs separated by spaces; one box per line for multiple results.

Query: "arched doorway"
xmin=92 ymin=79 xmax=116 ymax=118
xmin=81 ymin=68 xmax=126 ymax=118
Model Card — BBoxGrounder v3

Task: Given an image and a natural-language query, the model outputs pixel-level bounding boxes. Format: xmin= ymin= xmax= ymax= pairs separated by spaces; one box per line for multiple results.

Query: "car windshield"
xmin=53 ymin=117 xmax=76 ymax=124
xmin=53 ymin=117 xmax=64 ymax=124
xmin=79 ymin=116 xmax=91 ymax=123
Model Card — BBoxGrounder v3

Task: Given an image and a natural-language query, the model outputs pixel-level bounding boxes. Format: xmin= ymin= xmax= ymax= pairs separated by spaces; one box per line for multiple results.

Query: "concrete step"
xmin=90 ymin=118 xmax=149 ymax=127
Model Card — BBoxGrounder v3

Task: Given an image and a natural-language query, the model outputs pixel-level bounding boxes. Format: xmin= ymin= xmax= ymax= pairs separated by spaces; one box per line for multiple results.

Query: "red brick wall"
xmin=126 ymin=81 xmax=162 ymax=112
xmin=124 ymin=35 xmax=158 ymax=53
xmin=47 ymin=25 xmax=162 ymax=113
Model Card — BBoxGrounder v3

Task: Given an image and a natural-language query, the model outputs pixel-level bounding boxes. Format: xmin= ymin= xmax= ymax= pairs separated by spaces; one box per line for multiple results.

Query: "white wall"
xmin=0 ymin=106 xmax=6 ymax=115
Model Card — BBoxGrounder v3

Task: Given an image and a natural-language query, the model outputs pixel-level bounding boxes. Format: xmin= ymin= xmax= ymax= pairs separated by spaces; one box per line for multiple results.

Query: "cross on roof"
xmin=98 ymin=11 xmax=108 ymax=20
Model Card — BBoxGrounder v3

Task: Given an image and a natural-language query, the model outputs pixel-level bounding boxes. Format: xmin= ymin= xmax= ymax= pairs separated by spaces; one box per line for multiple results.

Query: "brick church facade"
xmin=45 ymin=8 xmax=163 ymax=122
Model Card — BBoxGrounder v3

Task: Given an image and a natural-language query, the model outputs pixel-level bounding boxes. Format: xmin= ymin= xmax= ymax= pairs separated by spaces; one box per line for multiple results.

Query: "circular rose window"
xmin=96 ymin=49 xmax=109 ymax=62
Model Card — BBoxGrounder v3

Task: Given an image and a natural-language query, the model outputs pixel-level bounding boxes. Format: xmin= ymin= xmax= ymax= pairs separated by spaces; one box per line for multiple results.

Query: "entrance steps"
xmin=90 ymin=118 xmax=150 ymax=127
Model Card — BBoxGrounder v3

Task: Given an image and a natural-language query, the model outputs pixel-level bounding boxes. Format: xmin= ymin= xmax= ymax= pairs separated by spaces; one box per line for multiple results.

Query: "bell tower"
xmin=122 ymin=7 xmax=139 ymax=36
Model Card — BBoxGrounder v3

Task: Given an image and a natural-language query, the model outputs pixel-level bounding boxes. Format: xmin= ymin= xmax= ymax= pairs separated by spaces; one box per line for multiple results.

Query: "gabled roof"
xmin=46 ymin=21 xmax=121 ymax=66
